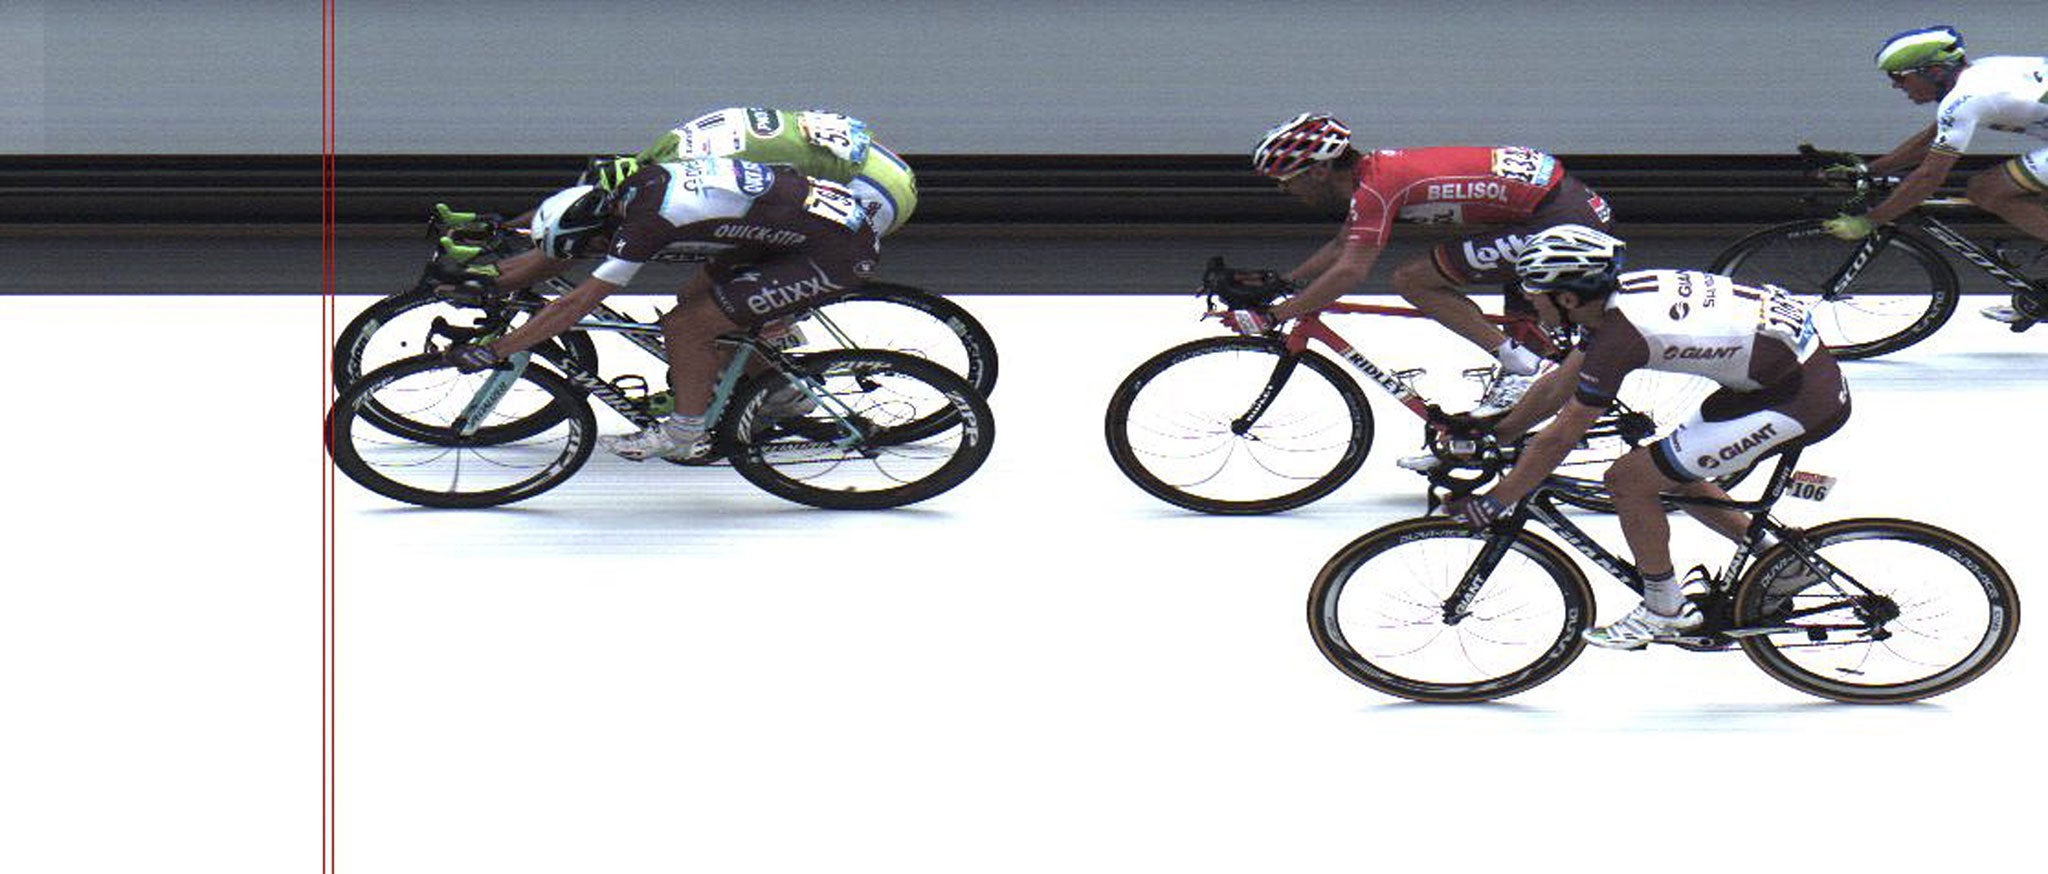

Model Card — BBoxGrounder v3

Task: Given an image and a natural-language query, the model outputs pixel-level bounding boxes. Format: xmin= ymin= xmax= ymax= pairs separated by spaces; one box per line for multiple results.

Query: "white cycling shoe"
xmin=602 ymin=417 xmax=710 ymax=461
xmin=1582 ymin=601 xmax=1704 ymax=650
xmin=1471 ymin=368 xmax=1537 ymax=417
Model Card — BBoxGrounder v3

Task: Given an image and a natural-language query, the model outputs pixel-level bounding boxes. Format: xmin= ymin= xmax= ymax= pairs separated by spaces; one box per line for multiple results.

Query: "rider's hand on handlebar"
xmin=1220 ymin=307 xmax=1278 ymax=336
xmin=443 ymin=342 xmax=504 ymax=374
xmin=1821 ymin=214 xmax=1876 ymax=241
xmin=1444 ymin=493 xmax=1508 ymax=532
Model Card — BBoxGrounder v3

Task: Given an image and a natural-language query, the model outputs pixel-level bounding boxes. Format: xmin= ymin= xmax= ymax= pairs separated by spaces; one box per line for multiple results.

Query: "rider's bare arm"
xmin=1270 ymin=242 xmax=1381 ymax=322
xmin=1866 ymin=124 xmax=1937 ymax=174
xmin=1286 ymin=233 xmax=1348 ymax=284
xmin=486 ymin=247 xmax=574 ymax=291
xmin=1488 ymin=396 xmax=1604 ymax=507
xmin=1865 ymin=148 xmax=1961 ymax=224
xmin=1493 ymin=350 xmax=1585 ymax=441
xmin=486 ymin=274 xmax=623 ymax=358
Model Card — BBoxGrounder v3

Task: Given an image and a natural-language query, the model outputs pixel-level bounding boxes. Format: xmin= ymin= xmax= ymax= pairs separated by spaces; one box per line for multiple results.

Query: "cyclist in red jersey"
xmin=1231 ymin=114 xmax=1615 ymax=414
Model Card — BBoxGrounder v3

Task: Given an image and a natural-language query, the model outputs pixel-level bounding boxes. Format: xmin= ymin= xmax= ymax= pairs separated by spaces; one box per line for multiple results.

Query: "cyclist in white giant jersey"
xmin=586 ymin=108 xmax=917 ymax=236
xmin=443 ymin=157 xmax=881 ymax=461
xmin=1443 ymin=226 xmax=1851 ymax=651
xmin=1818 ymin=26 xmax=2048 ymax=323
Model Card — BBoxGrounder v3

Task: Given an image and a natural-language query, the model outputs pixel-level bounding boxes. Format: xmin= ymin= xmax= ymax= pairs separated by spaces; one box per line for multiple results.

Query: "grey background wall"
xmin=0 ymin=1 xmax=2034 ymax=156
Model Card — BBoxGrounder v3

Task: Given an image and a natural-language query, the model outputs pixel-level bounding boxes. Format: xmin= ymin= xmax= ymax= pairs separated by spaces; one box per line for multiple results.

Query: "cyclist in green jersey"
xmin=589 ymin=107 xmax=918 ymax=236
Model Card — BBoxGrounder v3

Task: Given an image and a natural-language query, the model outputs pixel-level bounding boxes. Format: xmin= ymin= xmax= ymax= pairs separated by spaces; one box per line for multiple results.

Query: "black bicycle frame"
xmin=1442 ymin=448 xmax=1874 ymax=632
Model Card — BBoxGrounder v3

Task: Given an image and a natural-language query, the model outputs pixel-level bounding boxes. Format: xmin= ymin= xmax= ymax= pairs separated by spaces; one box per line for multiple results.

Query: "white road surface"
xmin=2 ymin=293 xmax=2042 ymax=872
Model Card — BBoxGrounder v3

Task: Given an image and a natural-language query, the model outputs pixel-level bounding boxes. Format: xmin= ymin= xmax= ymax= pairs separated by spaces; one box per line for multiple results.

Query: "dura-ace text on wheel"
xmin=1105 ymin=335 xmax=1373 ymax=514
xmin=327 ymin=354 xmax=597 ymax=509
xmin=721 ymin=350 xmax=994 ymax=510
xmin=1308 ymin=517 xmax=1594 ymax=702
xmin=1710 ymin=220 xmax=1958 ymax=359
xmin=1732 ymin=518 xmax=2018 ymax=703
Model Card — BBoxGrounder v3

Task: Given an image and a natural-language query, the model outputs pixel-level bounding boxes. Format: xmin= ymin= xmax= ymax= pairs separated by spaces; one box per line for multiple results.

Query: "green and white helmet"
xmin=1874 ymin=25 xmax=1965 ymax=73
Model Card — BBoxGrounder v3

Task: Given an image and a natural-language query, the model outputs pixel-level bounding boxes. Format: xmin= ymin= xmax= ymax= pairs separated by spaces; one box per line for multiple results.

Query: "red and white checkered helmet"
xmin=1252 ymin=113 xmax=1352 ymax=179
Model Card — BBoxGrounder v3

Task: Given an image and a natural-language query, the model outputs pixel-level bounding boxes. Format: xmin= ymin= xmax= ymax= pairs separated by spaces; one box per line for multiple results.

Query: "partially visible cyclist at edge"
xmin=442 ymin=157 xmax=881 ymax=462
xmin=1443 ymin=225 xmax=1851 ymax=649
xmin=1227 ymin=113 xmax=1616 ymax=415
xmin=1818 ymin=26 xmax=2048 ymax=326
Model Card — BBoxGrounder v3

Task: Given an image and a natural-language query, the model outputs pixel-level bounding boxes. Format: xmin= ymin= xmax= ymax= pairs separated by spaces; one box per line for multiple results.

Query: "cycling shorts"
xmin=1431 ymin=177 xmax=1615 ymax=285
xmin=702 ymin=229 xmax=880 ymax=327
xmin=2003 ymin=148 xmax=2048 ymax=194
xmin=1649 ymin=354 xmax=1850 ymax=483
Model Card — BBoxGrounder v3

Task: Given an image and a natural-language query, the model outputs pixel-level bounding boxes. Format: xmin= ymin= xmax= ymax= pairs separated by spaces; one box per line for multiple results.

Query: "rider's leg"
xmin=1389 ymin=257 xmax=1520 ymax=364
xmin=1966 ymin=161 xmax=2048 ymax=244
xmin=658 ymin=288 xmax=740 ymax=419
xmin=1605 ymin=449 xmax=1684 ymax=596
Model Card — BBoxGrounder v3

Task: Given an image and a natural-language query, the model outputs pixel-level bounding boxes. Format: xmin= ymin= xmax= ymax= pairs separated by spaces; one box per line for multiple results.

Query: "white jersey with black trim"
xmin=1574 ymin=270 xmax=1819 ymax=403
xmin=1932 ymin=56 xmax=2048 ymax=155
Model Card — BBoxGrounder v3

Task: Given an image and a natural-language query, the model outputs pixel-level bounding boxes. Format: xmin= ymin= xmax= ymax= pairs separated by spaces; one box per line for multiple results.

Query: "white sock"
xmin=1641 ymin=570 xmax=1685 ymax=616
xmin=1495 ymin=339 xmax=1542 ymax=376
xmin=661 ymin=414 xmax=705 ymax=438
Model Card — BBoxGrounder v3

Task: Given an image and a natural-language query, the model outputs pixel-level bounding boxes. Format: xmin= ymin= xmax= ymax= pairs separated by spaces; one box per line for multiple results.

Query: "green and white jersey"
xmin=635 ymin=108 xmax=918 ymax=234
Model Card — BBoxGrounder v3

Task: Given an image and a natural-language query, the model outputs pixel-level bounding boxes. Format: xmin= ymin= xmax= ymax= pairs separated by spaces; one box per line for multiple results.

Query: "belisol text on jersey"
xmin=1424 ymin=181 xmax=1511 ymax=202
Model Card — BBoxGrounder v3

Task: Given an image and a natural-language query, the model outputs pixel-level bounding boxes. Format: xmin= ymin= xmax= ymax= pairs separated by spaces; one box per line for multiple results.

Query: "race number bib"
xmin=803 ymin=179 xmax=868 ymax=231
xmin=1755 ymin=284 xmax=1819 ymax=354
xmin=1490 ymin=147 xmax=1556 ymax=185
xmin=1786 ymin=471 xmax=1836 ymax=501
xmin=796 ymin=111 xmax=872 ymax=164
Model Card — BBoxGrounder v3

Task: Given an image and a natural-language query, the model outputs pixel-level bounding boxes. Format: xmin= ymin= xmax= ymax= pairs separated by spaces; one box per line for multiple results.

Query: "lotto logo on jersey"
xmin=746 ymin=108 xmax=783 ymax=137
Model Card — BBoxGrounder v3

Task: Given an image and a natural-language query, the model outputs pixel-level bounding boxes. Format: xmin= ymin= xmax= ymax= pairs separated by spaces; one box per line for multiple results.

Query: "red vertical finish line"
xmin=321 ymin=2 xmax=337 ymax=873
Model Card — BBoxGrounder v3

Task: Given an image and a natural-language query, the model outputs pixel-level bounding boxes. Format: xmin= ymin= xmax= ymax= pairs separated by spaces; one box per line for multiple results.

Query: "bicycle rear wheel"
xmin=332 ymin=287 xmax=601 ymax=444
xmin=1733 ymin=518 xmax=2019 ymax=703
xmin=1308 ymin=518 xmax=1594 ymax=702
xmin=722 ymin=350 xmax=994 ymax=510
xmin=327 ymin=355 xmax=597 ymax=508
xmin=1710 ymin=221 xmax=1959 ymax=359
xmin=1104 ymin=336 xmax=1373 ymax=514
xmin=796 ymin=283 xmax=999 ymax=400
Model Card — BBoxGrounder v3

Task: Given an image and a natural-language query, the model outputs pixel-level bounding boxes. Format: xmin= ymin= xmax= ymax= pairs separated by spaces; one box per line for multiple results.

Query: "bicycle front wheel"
xmin=1104 ymin=336 xmax=1373 ymax=514
xmin=333 ymin=287 xmax=601 ymax=444
xmin=1710 ymin=221 xmax=1959 ymax=359
xmin=328 ymin=355 xmax=597 ymax=508
xmin=1308 ymin=518 xmax=1594 ymax=702
xmin=1733 ymin=518 xmax=2019 ymax=703
xmin=723 ymin=350 xmax=994 ymax=510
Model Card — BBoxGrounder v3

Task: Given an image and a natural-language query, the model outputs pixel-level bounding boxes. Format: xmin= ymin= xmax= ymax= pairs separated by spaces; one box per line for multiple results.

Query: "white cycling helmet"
xmin=1516 ymin=224 xmax=1627 ymax=293
xmin=529 ymin=184 xmax=609 ymax=259
xmin=1252 ymin=113 xmax=1352 ymax=179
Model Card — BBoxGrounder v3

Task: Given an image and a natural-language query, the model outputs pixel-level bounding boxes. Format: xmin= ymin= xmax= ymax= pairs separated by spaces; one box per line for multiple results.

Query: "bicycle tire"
xmin=328 ymin=355 xmax=598 ymax=508
xmin=332 ymin=287 xmax=602 ymax=444
xmin=1308 ymin=517 xmax=1594 ymax=702
xmin=722 ymin=350 xmax=994 ymax=510
xmin=807 ymin=282 xmax=999 ymax=399
xmin=1732 ymin=518 xmax=2019 ymax=703
xmin=1709 ymin=220 xmax=1959 ymax=360
xmin=1104 ymin=336 xmax=1374 ymax=514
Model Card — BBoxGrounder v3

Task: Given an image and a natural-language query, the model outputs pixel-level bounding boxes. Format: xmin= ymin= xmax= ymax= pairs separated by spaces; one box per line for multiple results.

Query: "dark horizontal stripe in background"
xmin=0 ymin=154 xmax=1997 ymax=224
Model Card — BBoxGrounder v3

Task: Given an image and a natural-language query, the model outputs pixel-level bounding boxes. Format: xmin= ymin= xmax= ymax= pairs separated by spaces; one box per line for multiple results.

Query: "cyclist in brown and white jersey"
xmin=1444 ymin=226 xmax=1851 ymax=649
xmin=444 ymin=157 xmax=880 ymax=461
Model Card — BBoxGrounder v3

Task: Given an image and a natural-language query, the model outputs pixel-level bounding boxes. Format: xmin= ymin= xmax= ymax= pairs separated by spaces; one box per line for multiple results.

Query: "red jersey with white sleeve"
xmin=1343 ymin=146 xmax=1566 ymax=247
